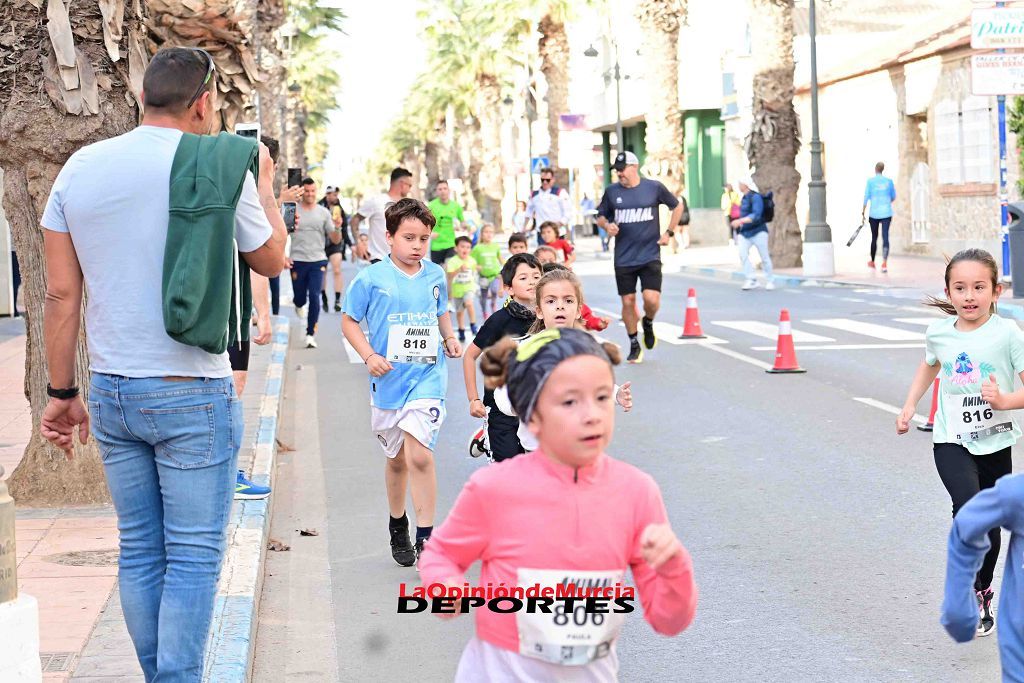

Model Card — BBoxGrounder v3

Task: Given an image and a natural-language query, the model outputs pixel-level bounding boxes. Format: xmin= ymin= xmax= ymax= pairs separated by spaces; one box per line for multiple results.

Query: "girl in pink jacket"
xmin=418 ymin=328 xmax=697 ymax=681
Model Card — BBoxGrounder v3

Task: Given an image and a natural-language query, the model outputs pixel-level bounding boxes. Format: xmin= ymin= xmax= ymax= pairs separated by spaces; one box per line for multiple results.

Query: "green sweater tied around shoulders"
xmin=163 ymin=132 xmax=257 ymax=355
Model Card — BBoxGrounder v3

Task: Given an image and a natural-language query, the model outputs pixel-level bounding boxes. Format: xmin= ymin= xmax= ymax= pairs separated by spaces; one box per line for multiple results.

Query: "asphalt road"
xmin=255 ymin=251 xmax=1011 ymax=682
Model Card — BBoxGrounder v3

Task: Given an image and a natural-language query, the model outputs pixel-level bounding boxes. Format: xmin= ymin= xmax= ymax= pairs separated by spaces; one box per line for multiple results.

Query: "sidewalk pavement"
xmin=0 ymin=315 xmax=289 ymax=681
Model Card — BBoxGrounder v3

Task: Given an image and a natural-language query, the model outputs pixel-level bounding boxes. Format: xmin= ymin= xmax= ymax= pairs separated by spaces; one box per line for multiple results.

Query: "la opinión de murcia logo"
xmin=397 ymin=581 xmax=637 ymax=615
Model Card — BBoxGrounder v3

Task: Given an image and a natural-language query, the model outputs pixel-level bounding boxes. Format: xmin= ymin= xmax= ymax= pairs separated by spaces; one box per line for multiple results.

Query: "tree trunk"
xmin=256 ymin=0 xmax=287 ymax=187
xmin=538 ymin=13 xmax=570 ymax=188
xmin=475 ymin=75 xmax=505 ymax=227
xmin=286 ymin=92 xmax=308 ymax=173
xmin=402 ymin=147 xmax=423 ymax=200
xmin=636 ymin=0 xmax=687 ymax=196
xmin=424 ymin=139 xmax=441 ymax=199
xmin=747 ymin=0 xmax=802 ymax=268
xmin=0 ymin=0 xmax=148 ymax=505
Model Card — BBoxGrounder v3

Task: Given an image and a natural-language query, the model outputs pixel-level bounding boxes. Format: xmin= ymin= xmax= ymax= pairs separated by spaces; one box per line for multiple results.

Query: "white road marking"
xmin=589 ymin=307 xmax=728 ymax=345
xmin=750 ymin=343 xmax=925 ymax=351
xmin=695 ymin=341 xmax=775 ymax=371
xmin=853 ymin=397 xmax=927 ymax=425
xmin=804 ymin=318 xmax=925 ymax=341
xmin=343 ymin=339 xmax=363 ymax=364
xmin=893 ymin=317 xmax=944 ymax=326
xmin=712 ymin=320 xmax=834 ymax=343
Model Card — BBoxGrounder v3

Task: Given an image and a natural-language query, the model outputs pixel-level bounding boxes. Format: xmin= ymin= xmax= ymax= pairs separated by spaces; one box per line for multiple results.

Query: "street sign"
xmin=530 ymin=156 xmax=550 ymax=174
xmin=971 ymin=53 xmax=1024 ymax=95
xmin=971 ymin=7 xmax=1024 ymax=49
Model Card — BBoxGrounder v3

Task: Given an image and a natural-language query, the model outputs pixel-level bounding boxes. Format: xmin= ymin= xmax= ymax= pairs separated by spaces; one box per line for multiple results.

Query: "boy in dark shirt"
xmin=462 ymin=253 xmax=543 ymax=460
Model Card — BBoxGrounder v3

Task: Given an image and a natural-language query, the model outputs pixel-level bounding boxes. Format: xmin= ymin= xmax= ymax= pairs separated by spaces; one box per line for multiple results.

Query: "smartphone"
xmin=287 ymin=168 xmax=303 ymax=189
xmin=234 ymin=122 xmax=261 ymax=141
xmin=282 ymin=202 xmax=297 ymax=233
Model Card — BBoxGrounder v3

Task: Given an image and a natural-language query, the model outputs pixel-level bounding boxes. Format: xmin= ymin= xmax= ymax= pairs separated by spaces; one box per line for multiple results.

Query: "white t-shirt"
xmin=357 ymin=192 xmax=397 ymax=261
xmin=525 ymin=187 xmax=570 ymax=227
xmin=41 ymin=125 xmax=273 ymax=378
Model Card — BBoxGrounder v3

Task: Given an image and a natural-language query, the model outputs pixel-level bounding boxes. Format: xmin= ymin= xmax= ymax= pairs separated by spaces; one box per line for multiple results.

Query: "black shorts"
xmin=325 ymin=242 xmax=345 ymax=258
xmin=614 ymin=261 xmax=662 ymax=296
xmin=228 ymin=340 xmax=251 ymax=372
xmin=431 ymin=247 xmax=455 ymax=265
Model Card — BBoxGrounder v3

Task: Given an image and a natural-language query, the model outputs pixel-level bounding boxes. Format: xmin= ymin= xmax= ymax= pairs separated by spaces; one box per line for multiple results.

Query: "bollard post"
xmin=0 ymin=467 xmax=16 ymax=604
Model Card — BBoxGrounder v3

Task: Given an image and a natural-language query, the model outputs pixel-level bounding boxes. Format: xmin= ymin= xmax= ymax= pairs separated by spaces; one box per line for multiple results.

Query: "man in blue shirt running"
xmin=862 ymin=161 xmax=896 ymax=273
xmin=341 ymin=198 xmax=462 ymax=567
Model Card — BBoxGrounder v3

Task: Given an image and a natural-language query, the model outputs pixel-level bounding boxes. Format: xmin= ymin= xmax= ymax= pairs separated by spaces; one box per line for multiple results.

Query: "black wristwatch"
xmin=665 ymin=229 xmax=675 ymax=237
xmin=47 ymin=384 xmax=80 ymax=400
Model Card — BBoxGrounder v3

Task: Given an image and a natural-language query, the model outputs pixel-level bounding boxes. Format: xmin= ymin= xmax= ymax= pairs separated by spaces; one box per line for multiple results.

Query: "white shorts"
xmin=370 ymin=398 xmax=446 ymax=458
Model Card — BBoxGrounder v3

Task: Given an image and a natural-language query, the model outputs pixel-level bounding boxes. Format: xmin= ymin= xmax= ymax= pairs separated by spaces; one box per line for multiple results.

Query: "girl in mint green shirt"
xmin=897 ymin=249 xmax=1024 ymax=637
xmin=472 ymin=224 xmax=505 ymax=318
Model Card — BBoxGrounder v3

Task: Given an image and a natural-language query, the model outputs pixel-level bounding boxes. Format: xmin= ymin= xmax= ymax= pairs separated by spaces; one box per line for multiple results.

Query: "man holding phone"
xmin=291 ymin=177 xmax=341 ymax=348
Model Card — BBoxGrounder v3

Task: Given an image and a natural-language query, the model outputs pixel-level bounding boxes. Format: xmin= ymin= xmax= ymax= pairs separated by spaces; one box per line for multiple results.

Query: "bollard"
xmin=0 ymin=467 xmax=15 ymax=603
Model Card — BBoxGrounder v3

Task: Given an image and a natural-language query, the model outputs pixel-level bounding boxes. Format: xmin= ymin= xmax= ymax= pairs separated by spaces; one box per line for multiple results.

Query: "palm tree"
xmin=0 ymin=0 xmax=149 ymax=504
xmin=635 ymin=0 xmax=688 ymax=196
xmin=747 ymin=0 xmax=802 ymax=267
xmin=288 ymin=0 xmax=344 ymax=172
xmin=536 ymin=4 xmax=573 ymax=186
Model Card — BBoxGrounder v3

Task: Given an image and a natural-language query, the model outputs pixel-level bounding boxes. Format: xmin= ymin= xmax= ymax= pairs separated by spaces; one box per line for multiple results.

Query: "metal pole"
xmin=999 ymin=0 xmax=1010 ymax=279
xmin=614 ymin=39 xmax=624 ymax=153
xmin=803 ymin=0 xmax=835 ymax=276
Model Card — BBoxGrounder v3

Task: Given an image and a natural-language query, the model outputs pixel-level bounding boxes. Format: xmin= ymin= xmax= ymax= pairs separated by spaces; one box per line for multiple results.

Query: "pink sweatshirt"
xmin=418 ymin=450 xmax=698 ymax=654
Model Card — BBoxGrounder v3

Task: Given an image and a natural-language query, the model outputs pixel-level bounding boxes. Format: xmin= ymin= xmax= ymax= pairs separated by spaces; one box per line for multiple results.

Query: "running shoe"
xmin=321 ymin=291 xmax=329 ymax=310
xmin=468 ymin=424 xmax=490 ymax=459
xmin=977 ymin=588 xmax=996 ymax=636
xmin=641 ymin=317 xmax=657 ymax=350
xmin=390 ymin=522 xmax=416 ymax=567
xmin=458 ymin=329 xmax=466 ymax=343
xmin=867 ymin=260 xmax=876 ymax=269
xmin=334 ymin=300 xmax=342 ymax=312
xmin=295 ymin=305 xmax=306 ymax=320
xmin=765 ymin=280 xmax=776 ymax=291
xmin=305 ymin=335 xmax=318 ymax=348
xmin=741 ymin=279 xmax=759 ymax=291
xmin=470 ymin=323 xmax=479 ymax=335
xmin=881 ymin=261 xmax=888 ymax=274
xmin=234 ymin=470 xmax=271 ymax=500
xmin=626 ymin=338 xmax=643 ymax=364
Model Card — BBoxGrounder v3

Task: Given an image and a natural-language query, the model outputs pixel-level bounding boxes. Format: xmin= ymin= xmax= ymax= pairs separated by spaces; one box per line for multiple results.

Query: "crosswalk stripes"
xmin=711 ymin=320 xmax=834 ymax=343
xmin=803 ymin=318 xmax=925 ymax=341
xmin=893 ymin=317 xmax=944 ymax=327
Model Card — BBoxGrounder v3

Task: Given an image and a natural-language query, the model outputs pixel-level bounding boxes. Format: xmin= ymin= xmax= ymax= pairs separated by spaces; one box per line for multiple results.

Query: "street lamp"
xmin=803 ymin=0 xmax=835 ymax=277
xmin=583 ymin=41 xmax=624 ymax=153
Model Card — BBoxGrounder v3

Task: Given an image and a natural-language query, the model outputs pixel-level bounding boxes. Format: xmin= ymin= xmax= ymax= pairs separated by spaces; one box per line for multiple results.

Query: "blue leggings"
xmin=869 ymin=217 xmax=891 ymax=262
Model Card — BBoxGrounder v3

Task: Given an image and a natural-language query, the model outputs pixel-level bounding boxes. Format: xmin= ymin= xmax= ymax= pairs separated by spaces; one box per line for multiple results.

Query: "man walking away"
xmin=863 ymin=161 xmax=896 ymax=273
xmin=595 ymin=151 xmax=683 ymax=364
xmin=319 ymin=185 xmax=349 ymax=312
xmin=291 ymin=177 xmax=341 ymax=348
xmin=351 ymin=167 xmax=413 ymax=263
xmin=39 ymin=47 xmax=286 ymax=681
xmin=731 ymin=177 xmax=774 ymax=291
xmin=427 ymin=179 xmax=464 ymax=265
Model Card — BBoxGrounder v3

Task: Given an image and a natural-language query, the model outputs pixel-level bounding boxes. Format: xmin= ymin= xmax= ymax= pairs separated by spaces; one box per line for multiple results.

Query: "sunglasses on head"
xmin=185 ymin=48 xmax=216 ymax=109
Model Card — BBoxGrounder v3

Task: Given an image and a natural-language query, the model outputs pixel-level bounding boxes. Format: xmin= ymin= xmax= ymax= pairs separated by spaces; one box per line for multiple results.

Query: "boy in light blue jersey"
xmin=342 ymin=198 xmax=462 ymax=567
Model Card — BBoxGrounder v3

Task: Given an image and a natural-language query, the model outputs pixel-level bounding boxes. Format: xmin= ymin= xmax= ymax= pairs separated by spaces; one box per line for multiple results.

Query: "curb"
xmin=203 ymin=316 xmax=290 ymax=682
xmin=673 ymin=263 xmax=867 ymax=289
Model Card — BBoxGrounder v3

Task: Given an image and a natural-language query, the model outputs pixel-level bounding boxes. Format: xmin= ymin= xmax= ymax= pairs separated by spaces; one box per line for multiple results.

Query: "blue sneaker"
xmin=235 ymin=470 xmax=271 ymax=500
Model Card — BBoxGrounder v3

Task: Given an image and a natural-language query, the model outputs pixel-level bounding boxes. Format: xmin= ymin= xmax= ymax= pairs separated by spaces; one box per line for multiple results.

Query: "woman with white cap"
xmin=730 ymin=177 xmax=774 ymax=290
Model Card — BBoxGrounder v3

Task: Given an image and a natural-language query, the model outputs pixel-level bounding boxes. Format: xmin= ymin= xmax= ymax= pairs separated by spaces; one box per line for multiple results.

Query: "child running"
xmin=541 ymin=262 xmax=611 ymax=331
xmin=941 ymin=471 xmax=1024 ymax=675
xmin=508 ymin=232 xmax=529 ymax=255
xmin=463 ymin=253 xmax=544 ymax=461
xmin=494 ymin=268 xmax=632 ymax=452
xmin=538 ymin=220 xmax=575 ymax=267
xmin=534 ymin=245 xmax=558 ymax=266
xmin=446 ymin=235 xmax=480 ymax=342
xmin=897 ymin=248 xmax=1024 ymax=636
xmin=341 ymin=198 xmax=462 ymax=567
xmin=472 ymin=223 xmax=505 ymax=318
xmin=420 ymin=328 xmax=697 ymax=680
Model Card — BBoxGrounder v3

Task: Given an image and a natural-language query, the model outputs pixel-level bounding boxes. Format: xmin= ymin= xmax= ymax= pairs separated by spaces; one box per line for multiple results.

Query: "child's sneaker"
xmin=880 ymin=261 xmax=888 ymax=273
xmin=458 ymin=329 xmax=466 ymax=342
xmin=389 ymin=518 xmax=416 ymax=567
xmin=977 ymin=588 xmax=996 ymax=636
xmin=470 ymin=323 xmax=479 ymax=335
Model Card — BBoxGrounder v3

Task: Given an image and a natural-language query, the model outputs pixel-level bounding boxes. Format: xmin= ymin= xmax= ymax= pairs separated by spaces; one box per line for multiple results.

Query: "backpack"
xmin=760 ymin=191 xmax=775 ymax=223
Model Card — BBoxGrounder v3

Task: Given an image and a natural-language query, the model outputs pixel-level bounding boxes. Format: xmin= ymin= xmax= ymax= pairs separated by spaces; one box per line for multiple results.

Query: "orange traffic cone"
xmin=766 ymin=309 xmax=806 ymax=374
xmin=917 ymin=378 xmax=940 ymax=432
xmin=678 ymin=288 xmax=706 ymax=339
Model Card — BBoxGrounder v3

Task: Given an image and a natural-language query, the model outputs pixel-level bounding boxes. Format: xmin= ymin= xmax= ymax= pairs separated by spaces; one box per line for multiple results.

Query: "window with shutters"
xmin=935 ymin=96 xmax=997 ymax=195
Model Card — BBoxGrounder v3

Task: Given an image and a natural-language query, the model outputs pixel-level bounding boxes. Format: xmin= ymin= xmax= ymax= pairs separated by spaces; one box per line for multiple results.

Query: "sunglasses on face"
xmin=185 ymin=48 xmax=216 ymax=109
xmin=541 ymin=177 xmax=553 ymax=183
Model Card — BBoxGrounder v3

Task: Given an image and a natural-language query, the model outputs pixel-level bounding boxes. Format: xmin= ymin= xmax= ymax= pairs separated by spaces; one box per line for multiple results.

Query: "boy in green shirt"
xmin=427 ymin=179 xmax=464 ymax=265
xmin=471 ymin=223 xmax=504 ymax=319
xmin=446 ymin=235 xmax=479 ymax=341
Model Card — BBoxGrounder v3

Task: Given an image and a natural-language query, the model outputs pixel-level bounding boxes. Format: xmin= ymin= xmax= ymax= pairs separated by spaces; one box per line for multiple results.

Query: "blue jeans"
xmin=291 ymin=260 xmax=327 ymax=336
xmin=737 ymin=230 xmax=774 ymax=282
xmin=89 ymin=373 xmax=242 ymax=683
